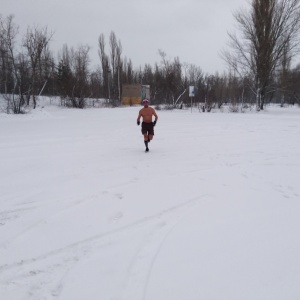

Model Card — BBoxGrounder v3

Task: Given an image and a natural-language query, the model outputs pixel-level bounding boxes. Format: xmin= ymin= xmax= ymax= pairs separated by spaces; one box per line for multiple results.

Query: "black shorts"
xmin=141 ymin=122 xmax=154 ymax=135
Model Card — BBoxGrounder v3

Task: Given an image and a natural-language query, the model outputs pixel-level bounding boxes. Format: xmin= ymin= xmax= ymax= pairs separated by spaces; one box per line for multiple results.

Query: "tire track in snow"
xmin=119 ymin=214 xmax=182 ymax=300
xmin=0 ymin=194 xmax=212 ymax=273
xmin=113 ymin=194 xmax=213 ymax=300
xmin=0 ymin=194 xmax=213 ymax=300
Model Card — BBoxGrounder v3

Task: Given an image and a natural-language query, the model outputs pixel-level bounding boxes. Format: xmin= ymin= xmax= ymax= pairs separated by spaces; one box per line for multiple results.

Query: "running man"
xmin=137 ymin=99 xmax=158 ymax=152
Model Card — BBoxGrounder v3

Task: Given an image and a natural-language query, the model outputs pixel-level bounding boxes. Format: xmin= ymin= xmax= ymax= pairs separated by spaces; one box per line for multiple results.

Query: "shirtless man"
xmin=137 ymin=99 xmax=158 ymax=152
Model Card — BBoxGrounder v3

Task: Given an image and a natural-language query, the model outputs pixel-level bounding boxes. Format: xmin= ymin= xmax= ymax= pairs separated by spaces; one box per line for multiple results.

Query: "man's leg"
xmin=144 ymin=134 xmax=149 ymax=151
xmin=148 ymin=123 xmax=154 ymax=142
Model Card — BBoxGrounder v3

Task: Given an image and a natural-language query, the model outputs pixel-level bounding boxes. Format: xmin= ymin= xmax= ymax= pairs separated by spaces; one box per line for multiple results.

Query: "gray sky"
xmin=1 ymin=0 xmax=248 ymax=74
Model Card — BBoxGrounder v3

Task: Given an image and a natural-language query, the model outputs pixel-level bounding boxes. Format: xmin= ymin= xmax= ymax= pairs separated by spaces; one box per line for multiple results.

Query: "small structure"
xmin=122 ymin=84 xmax=150 ymax=105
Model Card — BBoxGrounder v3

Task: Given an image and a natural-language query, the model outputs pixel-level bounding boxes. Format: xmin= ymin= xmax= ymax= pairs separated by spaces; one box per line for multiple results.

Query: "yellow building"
xmin=122 ymin=84 xmax=150 ymax=105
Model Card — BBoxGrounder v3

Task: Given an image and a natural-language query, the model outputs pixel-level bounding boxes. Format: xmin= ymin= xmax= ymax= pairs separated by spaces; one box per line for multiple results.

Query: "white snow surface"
xmin=0 ymin=98 xmax=300 ymax=300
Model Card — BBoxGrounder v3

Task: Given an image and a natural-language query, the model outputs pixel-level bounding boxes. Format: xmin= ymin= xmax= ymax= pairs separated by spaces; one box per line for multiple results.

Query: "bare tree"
xmin=56 ymin=44 xmax=90 ymax=108
xmin=0 ymin=15 xmax=18 ymax=95
xmin=73 ymin=45 xmax=90 ymax=107
xmin=0 ymin=15 xmax=28 ymax=113
xmin=109 ymin=31 xmax=117 ymax=82
xmin=98 ymin=33 xmax=110 ymax=100
xmin=279 ymin=39 xmax=292 ymax=106
xmin=115 ymin=39 xmax=122 ymax=102
xmin=122 ymin=57 xmax=133 ymax=84
xmin=56 ymin=44 xmax=73 ymax=102
xmin=158 ymin=50 xmax=185 ymax=106
xmin=23 ymin=25 xmax=53 ymax=108
xmin=108 ymin=31 xmax=123 ymax=103
xmin=223 ymin=0 xmax=300 ymax=110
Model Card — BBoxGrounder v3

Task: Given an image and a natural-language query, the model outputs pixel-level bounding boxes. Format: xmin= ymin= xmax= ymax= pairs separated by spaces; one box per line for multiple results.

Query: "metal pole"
xmin=107 ymin=70 xmax=111 ymax=103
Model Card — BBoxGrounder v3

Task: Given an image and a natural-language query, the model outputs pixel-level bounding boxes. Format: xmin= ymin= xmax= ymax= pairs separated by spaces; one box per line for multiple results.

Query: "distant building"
xmin=122 ymin=84 xmax=150 ymax=105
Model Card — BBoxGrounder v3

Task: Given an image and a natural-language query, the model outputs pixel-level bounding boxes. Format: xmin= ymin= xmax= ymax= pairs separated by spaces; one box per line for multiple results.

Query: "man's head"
xmin=142 ymin=98 xmax=149 ymax=107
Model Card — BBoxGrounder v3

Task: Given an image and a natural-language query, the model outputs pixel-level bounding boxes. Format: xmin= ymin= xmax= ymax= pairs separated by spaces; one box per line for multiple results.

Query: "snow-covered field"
xmin=0 ymin=99 xmax=300 ymax=300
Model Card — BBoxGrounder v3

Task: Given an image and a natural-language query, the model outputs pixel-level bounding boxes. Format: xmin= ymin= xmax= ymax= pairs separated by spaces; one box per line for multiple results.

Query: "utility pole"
xmin=107 ymin=70 xmax=111 ymax=102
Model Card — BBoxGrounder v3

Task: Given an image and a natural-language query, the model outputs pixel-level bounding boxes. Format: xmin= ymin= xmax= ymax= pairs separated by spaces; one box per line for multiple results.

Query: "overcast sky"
xmin=2 ymin=0 xmax=249 ymax=74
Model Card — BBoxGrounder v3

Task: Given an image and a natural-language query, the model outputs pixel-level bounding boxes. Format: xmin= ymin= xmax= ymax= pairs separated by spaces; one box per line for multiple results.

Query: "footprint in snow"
xmin=109 ymin=212 xmax=124 ymax=222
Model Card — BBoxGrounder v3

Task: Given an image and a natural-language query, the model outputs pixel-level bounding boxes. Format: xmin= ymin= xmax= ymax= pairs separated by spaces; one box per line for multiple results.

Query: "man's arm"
xmin=152 ymin=109 xmax=158 ymax=126
xmin=137 ymin=111 xmax=142 ymax=125
xmin=153 ymin=109 xmax=158 ymax=121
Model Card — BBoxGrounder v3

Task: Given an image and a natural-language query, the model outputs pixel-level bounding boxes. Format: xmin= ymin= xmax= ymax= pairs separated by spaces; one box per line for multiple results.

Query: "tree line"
xmin=1 ymin=0 xmax=300 ymax=114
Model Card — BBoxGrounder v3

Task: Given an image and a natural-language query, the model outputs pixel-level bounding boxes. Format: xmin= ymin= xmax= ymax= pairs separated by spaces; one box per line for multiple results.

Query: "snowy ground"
xmin=0 ymin=99 xmax=300 ymax=300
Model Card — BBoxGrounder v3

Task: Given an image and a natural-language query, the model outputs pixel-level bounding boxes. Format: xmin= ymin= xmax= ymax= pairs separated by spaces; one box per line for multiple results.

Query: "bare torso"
xmin=137 ymin=106 xmax=158 ymax=123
